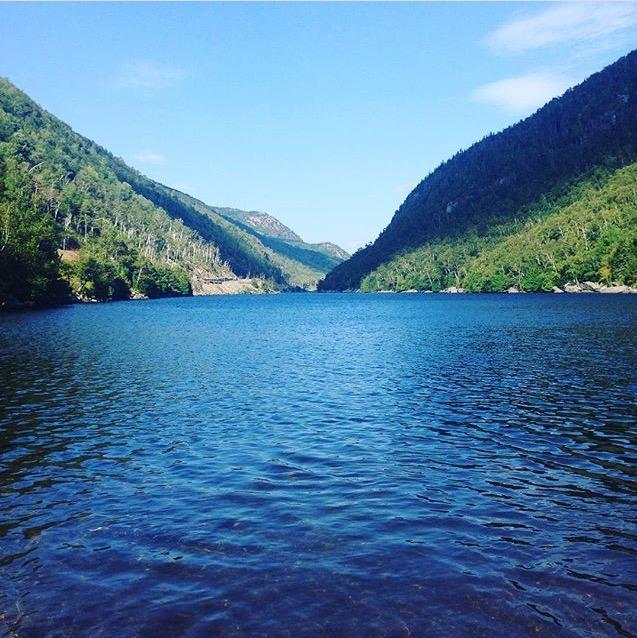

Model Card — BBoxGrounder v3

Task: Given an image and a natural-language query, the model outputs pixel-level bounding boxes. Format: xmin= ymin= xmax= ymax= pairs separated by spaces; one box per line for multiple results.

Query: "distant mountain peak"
xmin=213 ymin=207 xmax=302 ymax=241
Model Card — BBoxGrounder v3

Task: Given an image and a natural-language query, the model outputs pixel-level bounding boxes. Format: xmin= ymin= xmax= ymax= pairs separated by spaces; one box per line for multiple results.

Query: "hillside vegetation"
xmin=360 ymin=164 xmax=637 ymax=292
xmin=320 ymin=50 xmax=637 ymax=292
xmin=0 ymin=78 xmax=346 ymax=306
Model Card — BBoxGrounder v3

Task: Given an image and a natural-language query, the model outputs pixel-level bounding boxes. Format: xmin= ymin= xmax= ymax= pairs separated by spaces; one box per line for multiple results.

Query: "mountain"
xmin=319 ymin=50 xmax=637 ymax=292
xmin=215 ymin=207 xmax=349 ymax=277
xmin=213 ymin=207 xmax=302 ymax=241
xmin=0 ymin=78 xmax=347 ymax=306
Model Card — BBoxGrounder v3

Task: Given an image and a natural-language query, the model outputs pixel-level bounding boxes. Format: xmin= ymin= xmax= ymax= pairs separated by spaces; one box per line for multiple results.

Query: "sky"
xmin=1 ymin=2 xmax=636 ymax=252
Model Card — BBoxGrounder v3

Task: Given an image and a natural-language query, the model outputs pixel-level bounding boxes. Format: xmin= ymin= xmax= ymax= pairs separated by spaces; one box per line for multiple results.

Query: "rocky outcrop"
xmin=558 ymin=282 xmax=636 ymax=293
xmin=599 ymin=284 xmax=637 ymax=294
xmin=563 ymin=283 xmax=583 ymax=293
xmin=441 ymin=287 xmax=467 ymax=294
xmin=192 ymin=276 xmax=273 ymax=295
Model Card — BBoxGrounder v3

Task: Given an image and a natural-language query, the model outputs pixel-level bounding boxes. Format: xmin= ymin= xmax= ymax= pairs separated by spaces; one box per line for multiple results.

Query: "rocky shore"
xmin=369 ymin=281 xmax=637 ymax=294
xmin=503 ymin=281 xmax=637 ymax=294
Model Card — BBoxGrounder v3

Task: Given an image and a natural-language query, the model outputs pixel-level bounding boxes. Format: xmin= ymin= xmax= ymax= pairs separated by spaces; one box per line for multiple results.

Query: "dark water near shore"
xmin=1 ymin=294 xmax=636 ymax=637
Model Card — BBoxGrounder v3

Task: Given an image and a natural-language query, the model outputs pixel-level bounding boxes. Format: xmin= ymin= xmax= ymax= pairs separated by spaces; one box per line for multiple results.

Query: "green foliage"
xmin=67 ymin=229 xmax=192 ymax=301
xmin=0 ymin=152 xmax=70 ymax=305
xmin=321 ymin=50 xmax=637 ymax=291
xmin=136 ymin=262 xmax=191 ymax=298
xmin=73 ymin=255 xmax=129 ymax=301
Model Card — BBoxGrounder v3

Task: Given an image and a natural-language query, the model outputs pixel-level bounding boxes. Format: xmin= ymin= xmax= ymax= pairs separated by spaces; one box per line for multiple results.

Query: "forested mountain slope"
xmin=0 ymin=78 xmax=343 ymax=306
xmin=361 ymin=163 xmax=636 ymax=292
xmin=319 ymin=50 xmax=637 ymax=291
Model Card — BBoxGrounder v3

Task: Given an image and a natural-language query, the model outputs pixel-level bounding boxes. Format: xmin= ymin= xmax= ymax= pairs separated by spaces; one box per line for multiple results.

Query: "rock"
xmin=561 ymin=281 xmax=636 ymax=294
xmin=402 ymin=289 xmax=419 ymax=294
xmin=563 ymin=283 xmax=583 ymax=293
xmin=507 ymin=286 xmax=521 ymax=293
xmin=441 ymin=286 xmax=466 ymax=294
xmin=582 ymin=281 xmax=603 ymax=292
xmin=130 ymin=291 xmax=149 ymax=300
xmin=599 ymin=285 xmax=635 ymax=294
xmin=552 ymin=286 xmax=564 ymax=293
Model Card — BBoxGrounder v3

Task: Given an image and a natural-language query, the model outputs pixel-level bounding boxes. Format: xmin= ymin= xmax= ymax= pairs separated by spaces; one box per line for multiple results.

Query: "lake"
xmin=1 ymin=293 xmax=636 ymax=637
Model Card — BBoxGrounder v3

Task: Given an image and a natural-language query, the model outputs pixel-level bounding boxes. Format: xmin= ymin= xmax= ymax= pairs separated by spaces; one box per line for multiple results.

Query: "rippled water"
xmin=1 ymin=294 xmax=636 ymax=637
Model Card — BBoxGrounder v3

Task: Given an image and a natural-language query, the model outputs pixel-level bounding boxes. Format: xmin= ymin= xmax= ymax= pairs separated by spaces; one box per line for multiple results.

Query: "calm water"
xmin=1 ymin=294 xmax=636 ymax=637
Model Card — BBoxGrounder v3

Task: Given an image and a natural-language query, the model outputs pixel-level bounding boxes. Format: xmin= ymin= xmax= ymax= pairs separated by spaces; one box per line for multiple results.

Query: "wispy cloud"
xmin=133 ymin=151 xmax=166 ymax=164
xmin=113 ymin=60 xmax=188 ymax=92
xmin=472 ymin=71 xmax=572 ymax=115
xmin=486 ymin=3 xmax=637 ymax=54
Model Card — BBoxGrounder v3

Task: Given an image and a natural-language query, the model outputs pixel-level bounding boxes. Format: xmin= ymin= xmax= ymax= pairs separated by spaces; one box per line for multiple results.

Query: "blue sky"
xmin=1 ymin=2 xmax=636 ymax=252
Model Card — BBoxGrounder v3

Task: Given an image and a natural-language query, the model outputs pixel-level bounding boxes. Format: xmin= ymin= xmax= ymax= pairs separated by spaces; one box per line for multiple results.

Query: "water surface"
xmin=1 ymin=294 xmax=636 ymax=637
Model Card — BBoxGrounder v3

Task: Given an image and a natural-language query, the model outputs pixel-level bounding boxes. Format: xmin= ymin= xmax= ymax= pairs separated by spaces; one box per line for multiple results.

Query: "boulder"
xmin=552 ymin=286 xmax=564 ymax=293
xmin=563 ymin=283 xmax=582 ymax=293
xmin=582 ymin=281 xmax=603 ymax=292
xmin=507 ymin=286 xmax=521 ymax=293
xmin=599 ymin=285 xmax=635 ymax=294
xmin=441 ymin=286 xmax=466 ymax=294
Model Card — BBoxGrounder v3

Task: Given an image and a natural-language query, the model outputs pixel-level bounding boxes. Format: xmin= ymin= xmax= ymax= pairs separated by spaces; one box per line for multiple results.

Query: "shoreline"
xmin=3 ymin=283 xmax=637 ymax=312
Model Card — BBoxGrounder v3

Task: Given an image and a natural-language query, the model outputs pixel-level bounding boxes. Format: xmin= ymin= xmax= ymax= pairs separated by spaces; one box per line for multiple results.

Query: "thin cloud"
xmin=486 ymin=3 xmax=637 ymax=54
xmin=472 ymin=71 xmax=572 ymax=115
xmin=113 ymin=60 xmax=188 ymax=92
xmin=133 ymin=151 xmax=166 ymax=164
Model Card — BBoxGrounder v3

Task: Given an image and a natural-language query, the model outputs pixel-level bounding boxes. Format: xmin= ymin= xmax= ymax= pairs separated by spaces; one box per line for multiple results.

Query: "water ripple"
xmin=1 ymin=294 xmax=636 ymax=637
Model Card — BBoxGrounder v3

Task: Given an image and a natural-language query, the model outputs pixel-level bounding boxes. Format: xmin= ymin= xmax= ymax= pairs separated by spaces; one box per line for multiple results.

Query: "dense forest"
xmin=0 ymin=78 xmax=346 ymax=307
xmin=320 ymin=50 xmax=637 ymax=292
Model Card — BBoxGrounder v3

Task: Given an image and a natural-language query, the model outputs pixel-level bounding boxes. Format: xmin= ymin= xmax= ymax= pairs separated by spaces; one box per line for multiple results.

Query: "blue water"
xmin=1 ymin=293 xmax=636 ymax=637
